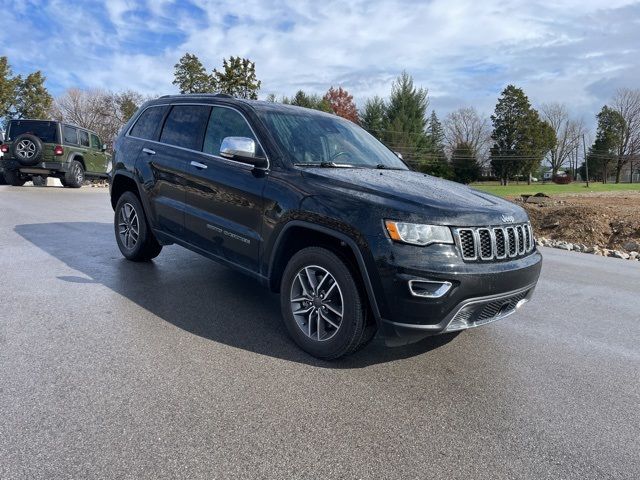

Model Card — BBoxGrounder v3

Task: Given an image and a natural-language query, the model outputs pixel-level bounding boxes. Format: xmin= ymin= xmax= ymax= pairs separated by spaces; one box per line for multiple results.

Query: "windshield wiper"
xmin=375 ymin=164 xmax=406 ymax=170
xmin=294 ymin=162 xmax=355 ymax=168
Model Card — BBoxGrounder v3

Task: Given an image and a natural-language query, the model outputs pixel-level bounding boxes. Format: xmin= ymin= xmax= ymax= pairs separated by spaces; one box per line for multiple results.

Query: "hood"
xmin=301 ymin=167 xmax=527 ymax=226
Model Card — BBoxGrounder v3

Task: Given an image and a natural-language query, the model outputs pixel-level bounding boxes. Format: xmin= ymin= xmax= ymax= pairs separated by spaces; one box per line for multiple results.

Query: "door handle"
xmin=142 ymin=148 xmax=156 ymax=155
xmin=190 ymin=161 xmax=208 ymax=169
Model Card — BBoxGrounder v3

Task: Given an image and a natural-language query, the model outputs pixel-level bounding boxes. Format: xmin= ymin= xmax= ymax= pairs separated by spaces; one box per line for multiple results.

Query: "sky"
xmin=1 ymin=0 xmax=639 ymax=127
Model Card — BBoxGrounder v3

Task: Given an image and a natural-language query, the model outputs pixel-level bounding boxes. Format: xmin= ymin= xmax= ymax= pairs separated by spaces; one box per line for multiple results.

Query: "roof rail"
xmin=159 ymin=93 xmax=235 ymax=99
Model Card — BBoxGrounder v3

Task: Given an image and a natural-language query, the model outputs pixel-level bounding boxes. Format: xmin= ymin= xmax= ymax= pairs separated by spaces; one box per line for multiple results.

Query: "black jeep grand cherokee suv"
xmin=110 ymin=94 xmax=542 ymax=359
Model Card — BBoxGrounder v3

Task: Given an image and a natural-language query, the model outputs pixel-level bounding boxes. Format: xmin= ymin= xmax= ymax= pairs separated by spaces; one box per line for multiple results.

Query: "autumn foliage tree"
xmin=323 ymin=86 xmax=358 ymax=123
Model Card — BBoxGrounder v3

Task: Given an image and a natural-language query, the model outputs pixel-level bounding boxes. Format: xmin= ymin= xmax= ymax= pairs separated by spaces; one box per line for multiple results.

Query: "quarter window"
xmin=63 ymin=126 xmax=78 ymax=145
xmin=203 ymin=107 xmax=261 ymax=157
xmin=130 ymin=106 xmax=167 ymax=140
xmin=78 ymin=130 xmax=90 ymax=147
xmin=159 ymin=105 xmax=211 ymax=151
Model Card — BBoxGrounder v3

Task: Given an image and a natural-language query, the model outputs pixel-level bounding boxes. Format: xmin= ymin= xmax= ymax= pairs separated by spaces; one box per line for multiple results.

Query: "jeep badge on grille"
xmin=501 ymin=214 xmax=515 ymax=224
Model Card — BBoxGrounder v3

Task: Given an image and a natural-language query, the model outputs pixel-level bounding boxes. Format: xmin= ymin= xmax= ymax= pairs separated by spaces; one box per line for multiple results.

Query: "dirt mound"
xmin=520 ymin=192 xmax=640 ymax=250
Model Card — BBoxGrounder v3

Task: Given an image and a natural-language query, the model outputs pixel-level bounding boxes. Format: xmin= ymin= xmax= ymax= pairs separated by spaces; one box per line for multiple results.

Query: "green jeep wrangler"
xmin=0 ymin=119 xmax=112 ymax=187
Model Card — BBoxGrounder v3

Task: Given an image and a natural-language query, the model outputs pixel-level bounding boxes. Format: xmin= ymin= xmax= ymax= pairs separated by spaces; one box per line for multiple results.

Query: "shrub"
xmin=552 ymin=174 xmax=572 ymax=184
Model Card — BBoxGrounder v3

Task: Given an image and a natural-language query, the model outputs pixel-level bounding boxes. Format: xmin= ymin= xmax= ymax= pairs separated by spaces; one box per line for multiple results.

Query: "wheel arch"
xmin=268 ymin=221 xmax=382 ymax=325
xmin=68 ymin=153 xmax=86 ymax=171
xmin=110 ymin=172 xmax=142 ymax=210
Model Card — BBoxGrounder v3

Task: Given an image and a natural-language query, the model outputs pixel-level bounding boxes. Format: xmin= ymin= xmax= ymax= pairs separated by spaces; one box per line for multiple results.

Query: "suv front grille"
xmin=454 ymin=223 xmax=534 ymax=262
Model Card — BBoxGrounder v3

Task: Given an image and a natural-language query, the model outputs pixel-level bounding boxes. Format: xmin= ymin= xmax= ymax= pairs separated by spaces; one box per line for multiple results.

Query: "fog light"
xmin=408 ymin=280 xmax=452 ymax=298
xmin=515 ymin=299 xmax=528 ymax=309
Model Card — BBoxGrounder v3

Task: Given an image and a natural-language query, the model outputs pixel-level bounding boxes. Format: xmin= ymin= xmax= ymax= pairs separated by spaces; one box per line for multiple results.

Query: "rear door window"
xmin=63 ymin=126 xmax=78 ymax=145
xmin=78 ymin=130 xmax=90 ymax=147
xmin=159 ymin=105 xmax=211 ymax=151
xmin=129 ymin=106 xmax=167 ymax=140
xmin=203 ymin=107 xmax=262 ymax=157
xmin=8 ymin=120 xmax=59 ymax=143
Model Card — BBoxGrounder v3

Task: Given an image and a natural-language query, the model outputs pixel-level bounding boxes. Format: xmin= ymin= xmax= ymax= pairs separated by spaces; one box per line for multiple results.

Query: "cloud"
xmin=2 ymin=0 xmax=639 ymax=127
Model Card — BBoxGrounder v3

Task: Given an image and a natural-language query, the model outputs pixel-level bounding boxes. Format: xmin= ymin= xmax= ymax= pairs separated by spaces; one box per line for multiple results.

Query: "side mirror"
xmin=220 ymin=136 xmax=268 ymax=169
xmin=102 ymin=144 xmax=108 ymax=151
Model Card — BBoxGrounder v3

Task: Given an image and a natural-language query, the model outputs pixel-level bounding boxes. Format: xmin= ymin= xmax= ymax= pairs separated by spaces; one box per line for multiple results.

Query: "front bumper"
xmin=371 ymin=242 xmax=542 ymax=343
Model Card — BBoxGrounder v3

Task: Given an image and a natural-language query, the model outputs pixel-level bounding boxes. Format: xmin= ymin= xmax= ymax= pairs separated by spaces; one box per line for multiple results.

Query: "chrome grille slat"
xmin=455 ymin=223 xmax=534 ymax=262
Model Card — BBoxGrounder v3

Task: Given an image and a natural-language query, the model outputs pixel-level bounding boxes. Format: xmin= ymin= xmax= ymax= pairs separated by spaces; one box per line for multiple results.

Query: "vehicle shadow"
xmin=15 ymin=222 xmax=459 ymax=369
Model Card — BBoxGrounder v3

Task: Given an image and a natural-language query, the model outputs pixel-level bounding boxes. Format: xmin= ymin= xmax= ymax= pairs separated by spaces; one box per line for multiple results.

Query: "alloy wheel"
xmin=16 ymin=140 xmax=36 ymax=160
xmin=118 ymin=203 xmax=140 ymax=250
xmin=290 ymin=265 xmax=344 ymax=341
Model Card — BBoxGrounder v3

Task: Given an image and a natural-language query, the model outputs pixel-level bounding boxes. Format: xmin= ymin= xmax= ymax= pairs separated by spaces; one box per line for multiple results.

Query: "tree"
xmin=382 ymin=71 xmax=429 ymax=167
xmin=444 ymin=107 xmax=491 ymax=164
xmin=587 ymin=106 xmax=625 ymax=183
xmin=540 ymin=102 xmax=585 ymax=176
xmin=490 ymin=85 xmax=555 ymax=185
xmin=13 ymin=71 xmax=52 ymax=120
xmin=451 ymin=142 xmax=480 ymax=184
xmin=173 ymin=53 xmax=215 ymax=94
xmin=420 ymin=111 xmax=452 ymax=178
xmin=611 ymin=88 xmax=640 ymax=183
xmin=323 ymin=86 xmax=358 ymax=123
xmin=283 ymin=90 xmax=332 ymax=112
xmin=360 ymin=96 xmax=386 ymax=138
xmin=51 ymin=88 xmax=146 ymax=146
xmin=212 ymin=56 xmax=261 ymax=100
xmin=0 ymin=56 xmax=19 ymax=124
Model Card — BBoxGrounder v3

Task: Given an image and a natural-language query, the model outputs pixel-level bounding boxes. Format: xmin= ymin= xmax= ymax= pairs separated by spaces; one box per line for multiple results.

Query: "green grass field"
xmin=470 ymin=182 xmax=640 ymax=198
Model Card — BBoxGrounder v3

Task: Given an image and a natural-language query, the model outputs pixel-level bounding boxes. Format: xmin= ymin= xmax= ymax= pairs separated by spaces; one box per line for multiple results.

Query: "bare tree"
xmin=612 ymin=88 xmax=640 ymax=183
xmin=443 ymin=107 xmax=491 ymax=164
xmin=540 ymin=102 xmax=585 ymax=177
xmin=51 ymin=88 xmax=145 ymax=147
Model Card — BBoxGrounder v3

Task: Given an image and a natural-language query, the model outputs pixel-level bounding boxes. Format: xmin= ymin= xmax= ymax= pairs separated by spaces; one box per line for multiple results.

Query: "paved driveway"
xmin=1 ymin=186 xmax=639 ymax=479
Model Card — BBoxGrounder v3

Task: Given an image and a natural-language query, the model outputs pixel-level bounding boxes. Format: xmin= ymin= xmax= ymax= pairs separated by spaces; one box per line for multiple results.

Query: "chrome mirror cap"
xmin=220 ymin=136 xmax=256 ymax=159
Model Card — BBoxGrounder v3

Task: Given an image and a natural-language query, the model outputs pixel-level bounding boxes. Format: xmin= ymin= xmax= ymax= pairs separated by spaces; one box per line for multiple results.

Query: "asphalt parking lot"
xmin=1 ymin=186 xmax=639 ymax=479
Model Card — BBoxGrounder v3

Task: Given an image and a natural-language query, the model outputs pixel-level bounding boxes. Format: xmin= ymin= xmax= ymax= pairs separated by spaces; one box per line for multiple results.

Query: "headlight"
xmin=385 ymin=221 xmax=454 ymax=246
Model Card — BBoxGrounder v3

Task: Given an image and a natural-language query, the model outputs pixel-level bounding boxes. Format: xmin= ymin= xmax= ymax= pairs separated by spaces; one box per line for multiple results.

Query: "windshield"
xmin=257 ymin=108 xmax=408 ymax=169
xmin=8 ymin=120 xmax=59 ymax=143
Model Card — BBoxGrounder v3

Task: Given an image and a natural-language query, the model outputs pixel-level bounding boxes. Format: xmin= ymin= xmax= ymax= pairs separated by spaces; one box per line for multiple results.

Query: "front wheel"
xmin=280 ymin=247 xmax=368 ymax=359
xmin=114 ymin=191 xmax=162 ymax=262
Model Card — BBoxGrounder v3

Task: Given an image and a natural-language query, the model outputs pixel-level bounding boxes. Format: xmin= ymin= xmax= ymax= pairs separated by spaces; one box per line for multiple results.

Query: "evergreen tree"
xmin=451 ymin=142 xmax=480 ymax=184
xmin=14 ymin=71 xmax=52 ymax=119
xmin=284 ymin=90 xmax=332 ymax=113
xmin=490 ymin=85 xmax=555 ymax=185
xmin=382 ymin=71 xmax=429 ymax=167
xmin=172 ymin=53 xmax=215 ymax=94
xmin=586 ymin=106 xmax=625 ymax=182
xmin=360 ymin=96 xmax=386 ymax=139
xmin=420 ymin=111 xmax=452 ymax=178
xmin=212 ymin=56 xmax=261 ymax=99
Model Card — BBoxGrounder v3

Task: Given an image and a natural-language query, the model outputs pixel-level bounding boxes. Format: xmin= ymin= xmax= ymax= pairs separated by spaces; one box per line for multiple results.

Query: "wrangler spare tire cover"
xmin=11 ymin=133 xmax=43 ymax=165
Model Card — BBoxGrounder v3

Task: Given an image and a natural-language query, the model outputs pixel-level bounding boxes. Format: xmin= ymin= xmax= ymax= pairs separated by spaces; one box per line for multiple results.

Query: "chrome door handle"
xmin=142 ymin=148 xmax=156 ymax=155
xmin=190 ymin=161 xmax=208 ymax=169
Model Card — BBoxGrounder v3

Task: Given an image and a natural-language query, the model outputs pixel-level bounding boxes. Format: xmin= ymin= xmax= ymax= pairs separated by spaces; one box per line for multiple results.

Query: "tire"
xmin=280 ymin=247 xmax=367 ymax=359
xmin=32 ymin=175 xmax=48 ymax=187
xmin=64 ymin=160 xmax=85 ymax=188
xmin=114 ymin=191 xmax=162 ymax=262
xmin=0 ymin=173 xmax=6 ymax=185
xmin=3 ymin=169 xmax=26 ymax=186
xmin=11 ymin=134 xmax=43 ymax=165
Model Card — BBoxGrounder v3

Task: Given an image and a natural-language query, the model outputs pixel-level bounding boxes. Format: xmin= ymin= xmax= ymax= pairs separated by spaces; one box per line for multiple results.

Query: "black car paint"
xmin=110 ymin=95 xmax=542 ymax=343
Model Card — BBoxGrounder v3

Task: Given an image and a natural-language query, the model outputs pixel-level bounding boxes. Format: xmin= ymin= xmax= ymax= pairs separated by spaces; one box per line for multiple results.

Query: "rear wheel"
xmin=114 ymin=191 xmax=162 ymax=262
xmin=63 ymin=160 xmax=84 ymax=188
xmin=280 ymin=247 xmax=368 ymax=359
xmin=3 ymin=170 xmax=26 ymax=187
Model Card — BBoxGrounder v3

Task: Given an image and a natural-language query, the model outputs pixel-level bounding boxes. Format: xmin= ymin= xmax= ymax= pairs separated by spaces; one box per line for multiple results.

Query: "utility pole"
xmin=582 ymin=134 xmax=590 ymax=188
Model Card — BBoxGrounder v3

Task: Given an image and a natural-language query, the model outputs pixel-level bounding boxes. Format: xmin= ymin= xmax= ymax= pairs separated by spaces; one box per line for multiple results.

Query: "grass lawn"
xmin=470 ymin=182 xmax=640 ymax=198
